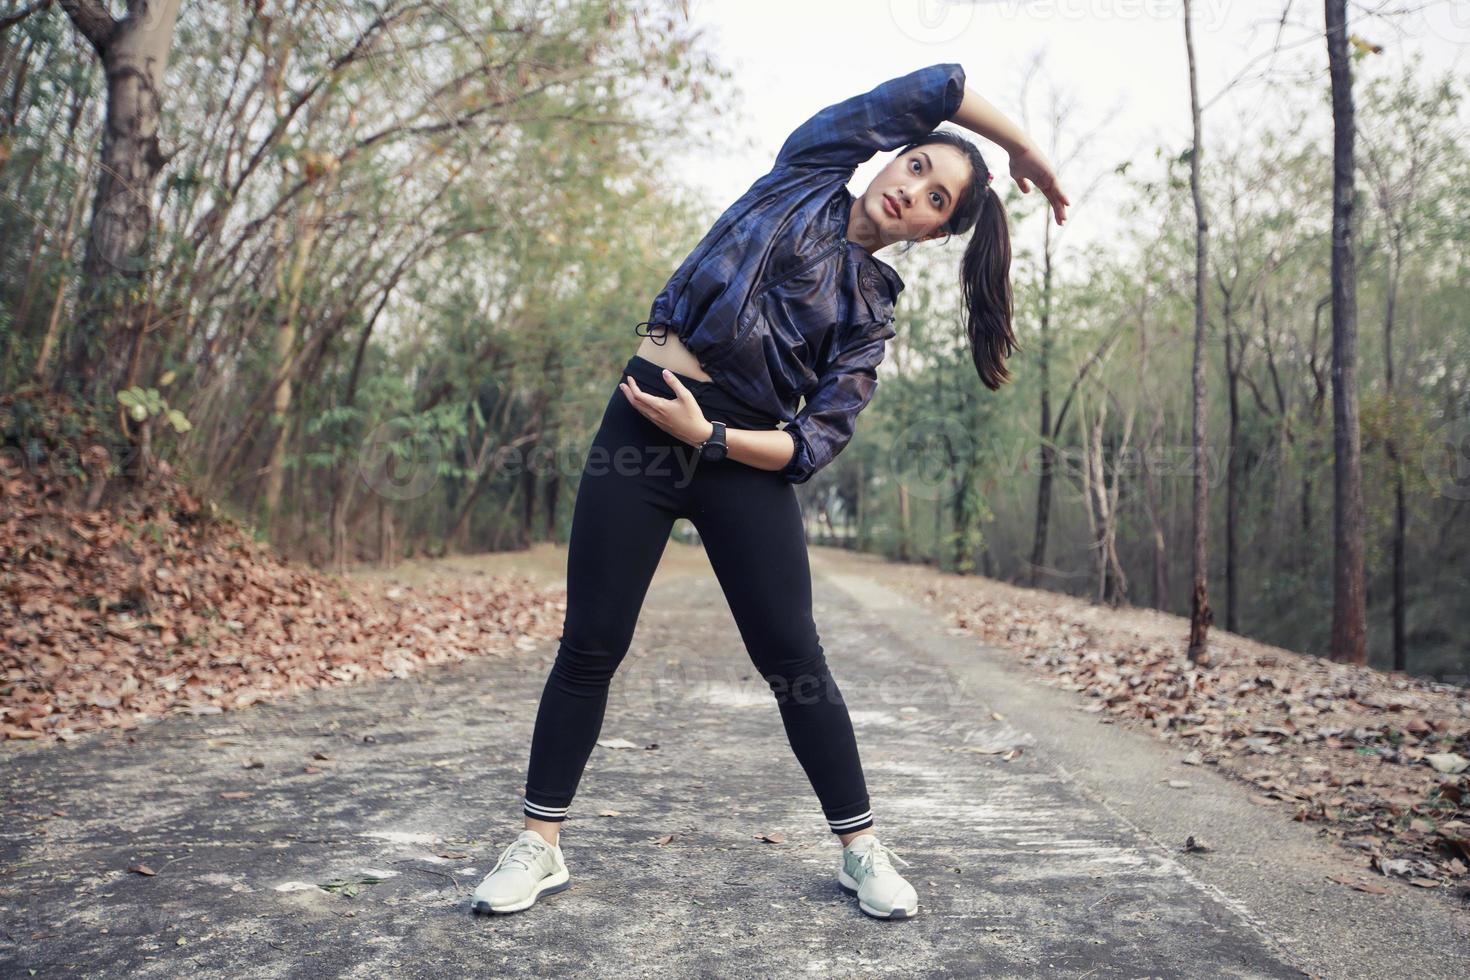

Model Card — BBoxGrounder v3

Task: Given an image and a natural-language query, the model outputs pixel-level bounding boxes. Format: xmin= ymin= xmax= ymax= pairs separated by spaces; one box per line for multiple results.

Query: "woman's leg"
xmin=521 ymin=388 xmax=684 ymax=841
xmin=689 ymin=459 xmax=875 ymax=839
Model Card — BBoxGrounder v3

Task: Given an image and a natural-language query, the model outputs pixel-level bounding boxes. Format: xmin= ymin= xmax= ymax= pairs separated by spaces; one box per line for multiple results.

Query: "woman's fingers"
xmin=1049 ymin=180 xmax=1070 ymax=225
xmin=660 ymin=368 xmax=695 ymax=404
xmin=621 ymin=376 xmax=653 ymax=417
xmin=622 ymin=375 xmax=676 ymax=431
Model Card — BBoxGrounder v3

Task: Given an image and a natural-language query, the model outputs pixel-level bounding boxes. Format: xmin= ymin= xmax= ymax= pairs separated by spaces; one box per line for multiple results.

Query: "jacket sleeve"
xmin=780 ymin=318 xmax=897 ymax=485
xmin=774 ymin=62 xmax=967 ymax=173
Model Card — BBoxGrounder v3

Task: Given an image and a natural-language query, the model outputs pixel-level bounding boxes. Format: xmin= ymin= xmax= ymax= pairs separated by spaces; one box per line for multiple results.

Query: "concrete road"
xmin=2 ymin=545 xmax=1462 ymax=978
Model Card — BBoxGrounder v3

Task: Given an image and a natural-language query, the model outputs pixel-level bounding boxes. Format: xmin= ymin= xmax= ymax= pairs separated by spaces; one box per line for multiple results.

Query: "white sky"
xmin=674 ymin=0 xmax=1469 ymax=262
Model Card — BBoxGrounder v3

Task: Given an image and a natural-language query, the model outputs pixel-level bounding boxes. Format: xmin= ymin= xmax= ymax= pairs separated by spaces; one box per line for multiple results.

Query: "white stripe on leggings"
xmin=827 ymin=810 xmax=874 ymax=830
xmin=523 ymin=799 xmax=570 ymax=817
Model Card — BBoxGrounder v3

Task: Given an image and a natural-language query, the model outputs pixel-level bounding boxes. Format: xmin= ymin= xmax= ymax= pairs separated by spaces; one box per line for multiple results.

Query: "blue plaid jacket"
xmin=639 ymin=62 xmax=967 ymax=483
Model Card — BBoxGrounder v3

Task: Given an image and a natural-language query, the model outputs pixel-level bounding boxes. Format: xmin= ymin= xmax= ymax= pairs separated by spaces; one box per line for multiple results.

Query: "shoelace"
xmin=634 ymin=320 xmax=670 ymax=345
xmin=856 ymin=839 xmax=912 ymax=878
xmin=493 ymin=837 xmax=547 ymax=875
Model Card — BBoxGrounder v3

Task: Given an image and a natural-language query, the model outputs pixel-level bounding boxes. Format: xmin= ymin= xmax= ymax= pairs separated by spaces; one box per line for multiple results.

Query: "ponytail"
xmin=961 ymin=185 xmax=1016 ymax=390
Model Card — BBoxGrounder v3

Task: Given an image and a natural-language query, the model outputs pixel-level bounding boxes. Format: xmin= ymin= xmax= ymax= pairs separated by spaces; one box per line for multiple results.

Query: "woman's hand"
xmin=620 ymin=370 xmax=714 ymax=447
xmin=1008 ymin=142 xmax=1070 ymax=226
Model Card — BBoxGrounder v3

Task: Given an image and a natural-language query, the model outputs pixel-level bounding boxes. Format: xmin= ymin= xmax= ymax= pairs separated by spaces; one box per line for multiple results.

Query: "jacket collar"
xmin=833 ymin=188 xmax=906 ymax=308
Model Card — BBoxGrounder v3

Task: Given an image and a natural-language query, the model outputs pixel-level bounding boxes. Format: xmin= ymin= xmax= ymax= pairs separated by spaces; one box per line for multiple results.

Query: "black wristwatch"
xmin=698 ymin=420 xmax=728 ymax=462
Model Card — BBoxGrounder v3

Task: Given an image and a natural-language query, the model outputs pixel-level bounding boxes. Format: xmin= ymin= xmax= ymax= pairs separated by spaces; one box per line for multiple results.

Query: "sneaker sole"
xmin=837 ymin=868 xmax=919 ymax=920
xmin=469 ymin=867 xmax=571 ymax=915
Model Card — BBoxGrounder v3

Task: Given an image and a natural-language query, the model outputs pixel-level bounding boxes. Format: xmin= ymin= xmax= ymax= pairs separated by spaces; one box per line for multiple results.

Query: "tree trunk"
xmin=263 ymin=198 xmax=325 ymax=523
xmin=1028 ymin=245 xmax=1055 ymax=587
xmin=1325 ymin=0 xmax=1368 ymax=665
xmin=897 ymin=482 xmax=911 ymax=563
xmin=1138 ymin=306 xmax=1169 ymax=610
xmin=952 ymin=440 xmax=981 ymax=575
xmin=1384 ymin=240 xmax=1406 ymax=672
xmin=1224 ymin=298 xmax=1240 ymax=633
xmin=33 ymin=151 xmax=96 ymax=383
xmin=1184 ymin=0 xmax=1214 ymax=662
xmin=56 ymin=0 xmax=184 ymax=402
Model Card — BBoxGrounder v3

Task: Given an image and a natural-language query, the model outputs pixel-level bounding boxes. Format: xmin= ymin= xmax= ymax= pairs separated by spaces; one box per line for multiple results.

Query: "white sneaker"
xmin=470 ymin=830 xmax=571 ymax=914
xmin=837 ymin=834 xmax=919 ymax=919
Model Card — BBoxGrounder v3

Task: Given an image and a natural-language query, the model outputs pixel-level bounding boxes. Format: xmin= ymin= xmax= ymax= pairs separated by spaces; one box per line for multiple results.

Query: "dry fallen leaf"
xmin=596 ymin=738 xmax=640 ymax=750
xmin=888 ymin=557 xmax=1470 ymax=886
xmin=1327 ymin=873 xmax=1390 ymax=895
xmin=649 ymin=834 xmax=674 ymax=846
xmin=1426 ymin=753 xmax=1468 ymax=775
xmin=0 ymin=445 xmax=566 ymax=756
xmin=753 ymin=831 xmax=785 ymax=844
xmin=128 ymin=864 xmax=156 ymax=876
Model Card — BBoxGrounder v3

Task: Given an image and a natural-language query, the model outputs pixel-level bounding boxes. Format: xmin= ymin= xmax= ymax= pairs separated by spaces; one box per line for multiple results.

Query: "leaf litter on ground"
xmin=880 ymin=564 xmax=1470 ymax=889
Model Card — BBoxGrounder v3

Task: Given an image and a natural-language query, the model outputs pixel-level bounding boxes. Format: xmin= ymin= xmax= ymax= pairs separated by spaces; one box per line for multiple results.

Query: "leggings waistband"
xmin=619 ymin=354 xmax=782 ymax=430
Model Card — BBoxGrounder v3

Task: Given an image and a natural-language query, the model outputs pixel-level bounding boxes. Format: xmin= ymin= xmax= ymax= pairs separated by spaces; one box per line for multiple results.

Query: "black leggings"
xmin=520 ymin=354 xmax=874 ymax=836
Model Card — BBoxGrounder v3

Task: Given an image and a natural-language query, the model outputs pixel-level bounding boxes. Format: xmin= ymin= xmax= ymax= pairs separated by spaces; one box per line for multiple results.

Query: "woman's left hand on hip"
xmin=620 ymin=370 xmax=713 ymax=446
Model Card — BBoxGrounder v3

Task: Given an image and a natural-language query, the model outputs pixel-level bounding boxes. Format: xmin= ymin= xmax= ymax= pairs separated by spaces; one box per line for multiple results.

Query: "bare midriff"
xmin=635 ymin=327 xmax=714 ymax=382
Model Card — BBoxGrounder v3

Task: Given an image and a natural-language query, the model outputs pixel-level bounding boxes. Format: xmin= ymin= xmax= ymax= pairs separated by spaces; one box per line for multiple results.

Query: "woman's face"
xmin=858 ymin=143 xmax=972 ymax=247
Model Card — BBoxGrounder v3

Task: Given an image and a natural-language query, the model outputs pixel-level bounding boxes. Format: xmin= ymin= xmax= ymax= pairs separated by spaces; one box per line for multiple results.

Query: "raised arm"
xmin=951 ymin=85 xmax=1070 ymax=225
xmin=774 ymin=63 xmax=967 ymax=173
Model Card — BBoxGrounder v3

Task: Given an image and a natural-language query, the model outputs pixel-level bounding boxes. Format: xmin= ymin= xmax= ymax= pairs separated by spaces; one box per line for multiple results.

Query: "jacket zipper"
xmin=706 ymin=237 xmax=845 ymax=360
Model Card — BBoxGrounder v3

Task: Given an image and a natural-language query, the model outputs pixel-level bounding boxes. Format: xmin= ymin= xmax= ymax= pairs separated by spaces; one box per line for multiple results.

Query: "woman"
xmin=472 ymin=62 xmax=1069 ymax=920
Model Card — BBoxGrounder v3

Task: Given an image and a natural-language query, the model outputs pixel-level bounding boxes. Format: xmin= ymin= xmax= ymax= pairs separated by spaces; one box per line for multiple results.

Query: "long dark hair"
xmin=894 ymin=130 xmax=1016 ymax=390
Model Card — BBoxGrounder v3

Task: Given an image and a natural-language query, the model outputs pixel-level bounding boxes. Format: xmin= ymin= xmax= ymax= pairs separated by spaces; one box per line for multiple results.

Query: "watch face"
xmin=700 ymin=421 xmax=727 ymax=461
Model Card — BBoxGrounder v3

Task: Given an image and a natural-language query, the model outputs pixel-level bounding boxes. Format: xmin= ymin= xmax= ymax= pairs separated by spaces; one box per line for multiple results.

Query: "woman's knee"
xmin=759 ymin=649 xmax=836 ymax=705
xmin=549 ymin=636 xmax=628 ymax=694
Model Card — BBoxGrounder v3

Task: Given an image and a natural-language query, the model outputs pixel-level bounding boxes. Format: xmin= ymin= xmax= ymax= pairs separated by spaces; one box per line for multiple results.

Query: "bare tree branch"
xmin=57 ymin=0 xmax=114 ymax=51
xmin=0 ymin=0 xmax=55 ymax=34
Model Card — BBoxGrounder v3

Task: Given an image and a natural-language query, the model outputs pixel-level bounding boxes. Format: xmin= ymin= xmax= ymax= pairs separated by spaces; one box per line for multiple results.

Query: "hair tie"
xmin=986 ymin=170 xmax=994 ymax=183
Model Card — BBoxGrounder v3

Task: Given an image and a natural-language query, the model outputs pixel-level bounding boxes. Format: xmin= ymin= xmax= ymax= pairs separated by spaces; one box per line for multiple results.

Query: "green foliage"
xmin=115 ymin=386 xmax=192 ymax=433
xmin=3 ymin=3 xmax=1466 ymax=679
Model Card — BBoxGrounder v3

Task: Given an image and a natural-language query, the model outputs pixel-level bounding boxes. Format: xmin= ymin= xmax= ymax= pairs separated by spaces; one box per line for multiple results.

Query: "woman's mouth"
xmin=883 ymin=194 xmax=900 ymax=219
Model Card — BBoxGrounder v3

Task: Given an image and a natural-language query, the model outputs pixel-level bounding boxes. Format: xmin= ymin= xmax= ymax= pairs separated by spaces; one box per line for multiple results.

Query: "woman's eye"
xmin=910 ymin=159 xmax=920 ymax=172
xmin=930 ymin=192 xmax=942 ymax=207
